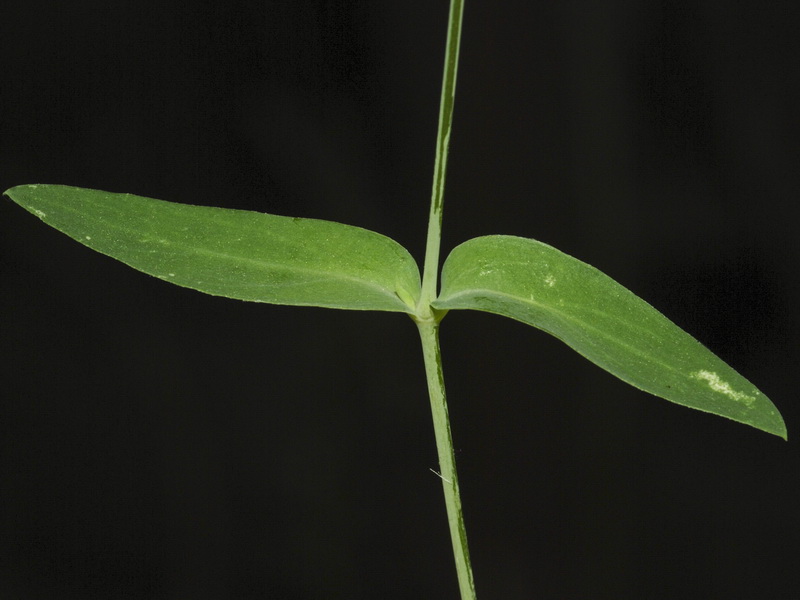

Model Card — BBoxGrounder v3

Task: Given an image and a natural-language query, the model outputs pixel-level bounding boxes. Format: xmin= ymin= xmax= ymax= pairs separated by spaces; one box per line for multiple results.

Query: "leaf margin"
xmin=433 ymin=234 xmax=786 ymax=439
xmin=5 ymin=184 xmax=421 ymax=314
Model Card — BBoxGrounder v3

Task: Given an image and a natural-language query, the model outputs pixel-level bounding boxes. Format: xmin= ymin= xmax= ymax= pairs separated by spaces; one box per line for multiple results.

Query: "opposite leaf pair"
xmin=5 ymin=184 xmax=786 ymax=438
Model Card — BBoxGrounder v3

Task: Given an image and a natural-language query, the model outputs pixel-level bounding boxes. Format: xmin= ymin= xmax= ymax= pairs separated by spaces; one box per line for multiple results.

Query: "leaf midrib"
xmin=435 ymin=285 xmax=740 ymax=398
xmin=43 ymin=194 xmax=414 ymax=309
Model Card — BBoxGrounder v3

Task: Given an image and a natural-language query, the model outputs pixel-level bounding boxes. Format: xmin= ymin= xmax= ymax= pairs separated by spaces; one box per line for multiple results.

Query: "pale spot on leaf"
xmin=692 ymin=370 xmax=756 ymax=406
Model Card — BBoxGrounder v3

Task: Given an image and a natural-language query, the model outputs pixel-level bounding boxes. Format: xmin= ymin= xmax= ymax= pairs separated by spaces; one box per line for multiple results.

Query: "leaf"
xmin=5 ymin=184 xmax=420 ymax=313
xmin=433 ymin=235 xmax=786 ymax=439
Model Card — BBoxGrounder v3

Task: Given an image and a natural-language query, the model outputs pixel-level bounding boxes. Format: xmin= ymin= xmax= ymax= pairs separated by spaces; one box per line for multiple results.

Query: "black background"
xmin=1 ymin=2 xmax=798 ymax=598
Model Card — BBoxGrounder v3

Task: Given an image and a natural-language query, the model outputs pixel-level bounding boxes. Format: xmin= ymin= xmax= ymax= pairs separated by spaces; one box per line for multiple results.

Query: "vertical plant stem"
xmin=416 ymin=317 xmax=477 ymax=600
xmin=419 ymin=0 xmax=465 ymax=304
xmin=415 ymin=0 xmax=475 ymax=598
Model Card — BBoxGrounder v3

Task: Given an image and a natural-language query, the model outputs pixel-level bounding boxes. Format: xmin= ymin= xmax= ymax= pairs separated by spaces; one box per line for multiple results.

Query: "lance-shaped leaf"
xmin=433 ymin=235 xmax=786 ymax=438
xmin=5 ymin=184 xmax=420 ymax=313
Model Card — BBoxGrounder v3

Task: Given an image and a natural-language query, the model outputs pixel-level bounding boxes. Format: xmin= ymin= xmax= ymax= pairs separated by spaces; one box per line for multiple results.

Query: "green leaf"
xmin=5 ymin=184 xmax=420 ymax=313
xmin=433 ymin=235 xmax=786 ymax=439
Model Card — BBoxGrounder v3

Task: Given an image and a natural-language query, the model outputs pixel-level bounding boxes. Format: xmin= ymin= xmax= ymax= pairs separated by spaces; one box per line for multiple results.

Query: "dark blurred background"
xmin=1 ymin=2 xmax=798 ymax=598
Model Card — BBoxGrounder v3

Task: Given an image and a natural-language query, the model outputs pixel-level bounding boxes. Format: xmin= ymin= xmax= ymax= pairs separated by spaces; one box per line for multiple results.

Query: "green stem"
xmin=416 ymin=317 xmax=476 ymax=600
xmin=419 ymin=0 xmax=465 ymax=306
xmin=415 ymin=0 xmax=475 ymax=598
